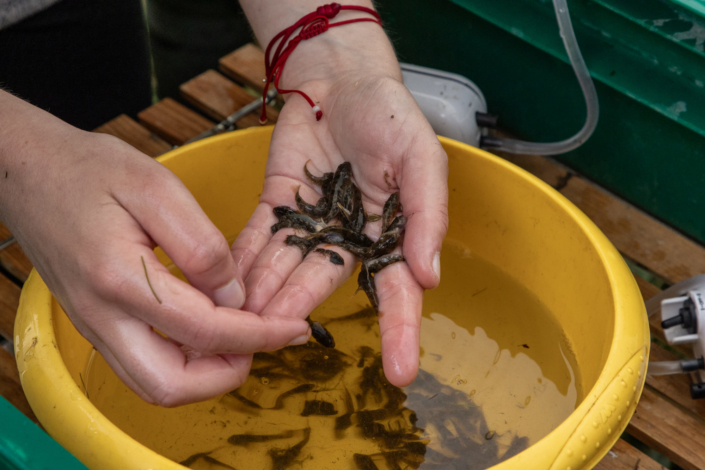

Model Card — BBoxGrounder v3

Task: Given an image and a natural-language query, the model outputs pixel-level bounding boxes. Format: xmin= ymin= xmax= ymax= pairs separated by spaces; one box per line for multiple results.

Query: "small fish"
xmin=365 ymin=254 xmax=405 ymax=274
xmin=271 ymin=206 xmax=326 ymax=234
xmin=306 ymin=316 xmax=336 ymax=348
xmin=226 ymin=390 xmax=262 ymax=409
xmin=356 ymin=255 xmax=405 ymax=311
xmin=357 ymin=265 xmax=378 ymax=311
xmin=313 ymin=248 xmax=344 ymax=266
xmin=295 ymin=187 xmax=331 ymax=219
xmin=324 ymin=162 xmax=353 ymax=223
xmin=273 ymin=384 xmax=316 ymax=410
xmin=285 ymin=235 xmax=318 ymax=257
xmin=319 ymin=225 xmax=374 ymax=247
xmin=301 ymin=400 xmax=337 ymax=416
xmin=304 ymin=161 xmax=334 ymax=188
xmin=353 ymin=454 xmax=380 ymax=470
xmin=269 ymin=428 xmax=311 ymax=470
xmin=335 ymin=387 xmax=355 ymax=433
xmin=228 ymin=430 xmax=295 ymax=446
xmin=381 ymin=192 xmax=402 ymax=233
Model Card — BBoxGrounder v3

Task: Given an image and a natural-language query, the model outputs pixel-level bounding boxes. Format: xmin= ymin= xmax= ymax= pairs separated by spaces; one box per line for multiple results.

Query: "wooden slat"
xmin=628 ymin=387 xmax=705 ymax=470
xmin=594 ymin=438 xmax=666 ymax=470
xmin=0 ymin=347 xmax=37 ymax=423
xmin=647 ymin=343 xmax=705 ymax=420
xmin=630 ymin=266 xmax=705 ymax=469
xmin=0 ymin=273 xmax=20 ymax=341
xmin=180 ymin=70 xmax=279 ymax=129
xmin=0 ymin=222 xmax=32 ymax=283
xmin=499 ymin=151 xmax=705 ymax=285
xmin=630 ymin=275 xmax=705 ymax=469
xmin=94 ymin=115 xmax=172 ymax=158
xmin=633 ymin=277 xmax=679 ymax=350
xmin=138 ymin=98 xmax=214 ymax=145
xmin=219 ymin=43 xmax=267 ymax=93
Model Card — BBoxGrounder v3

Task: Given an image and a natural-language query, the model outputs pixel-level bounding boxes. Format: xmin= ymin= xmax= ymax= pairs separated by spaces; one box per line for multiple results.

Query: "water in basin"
xmin=84 ymin=239 xmax=580 ymax=469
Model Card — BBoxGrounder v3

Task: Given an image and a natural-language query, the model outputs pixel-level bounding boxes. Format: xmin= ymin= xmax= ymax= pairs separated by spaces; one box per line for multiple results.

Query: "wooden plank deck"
xmin=0 ymin=42 xmax=701 ymax=469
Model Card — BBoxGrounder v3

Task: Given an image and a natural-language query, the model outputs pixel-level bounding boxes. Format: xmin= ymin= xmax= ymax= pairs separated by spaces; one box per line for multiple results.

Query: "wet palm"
xmin=231 ymin=75 xmax=449 ymax=386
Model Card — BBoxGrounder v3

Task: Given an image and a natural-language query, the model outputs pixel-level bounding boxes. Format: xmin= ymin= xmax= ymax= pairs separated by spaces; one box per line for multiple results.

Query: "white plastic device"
xmin=400 ymin=0 xmax=599 ymax=155
xmin=645 ymin=277 xmax=705 ymax=398
xmin=400 ymin=63 xmax=487 ymax=147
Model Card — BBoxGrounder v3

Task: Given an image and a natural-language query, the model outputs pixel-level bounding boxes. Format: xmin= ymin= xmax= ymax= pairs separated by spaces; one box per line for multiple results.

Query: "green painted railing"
xmin=0 ymin=396 xmax=86 ymax=469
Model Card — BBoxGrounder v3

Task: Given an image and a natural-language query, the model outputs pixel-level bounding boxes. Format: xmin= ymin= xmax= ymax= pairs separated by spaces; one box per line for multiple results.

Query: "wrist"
xmin=241 ymin=1 xmax=402 ymax=101
xmin=278 ymin=20 xmax=402 ymax=93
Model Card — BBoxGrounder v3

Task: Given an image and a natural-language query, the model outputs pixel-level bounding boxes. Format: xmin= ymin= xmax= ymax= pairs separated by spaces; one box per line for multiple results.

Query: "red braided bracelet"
xmin=260 ymin=3 xmax=382 ymax=124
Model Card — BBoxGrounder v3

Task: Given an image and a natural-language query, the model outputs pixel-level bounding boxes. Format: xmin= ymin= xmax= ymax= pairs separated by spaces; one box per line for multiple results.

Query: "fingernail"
xmin=432 ymin=251 xmax=441 ymax=281
xmin=287 ymin=329 xmax=311 ymax=347
xmin=214 ymin=279 xmax=246 ymax=309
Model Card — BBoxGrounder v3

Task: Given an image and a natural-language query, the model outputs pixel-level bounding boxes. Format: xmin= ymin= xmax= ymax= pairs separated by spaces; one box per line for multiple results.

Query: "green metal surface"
xmin=0 ymin=396 xmax=87 ymax=470
xmin=380 ymin=0 xmax=705 ymax=247
xmin=669 ymin=0 xmax=705 ymax=18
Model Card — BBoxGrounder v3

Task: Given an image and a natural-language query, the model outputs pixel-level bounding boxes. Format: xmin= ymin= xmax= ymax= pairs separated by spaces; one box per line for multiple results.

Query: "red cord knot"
xmin=300 ymin=18 xmax=329 ymax=40
xmin=316 ymin=3 xmax=342 ymax=18
xmin=260 ymin=4 xmax=381 ymax=124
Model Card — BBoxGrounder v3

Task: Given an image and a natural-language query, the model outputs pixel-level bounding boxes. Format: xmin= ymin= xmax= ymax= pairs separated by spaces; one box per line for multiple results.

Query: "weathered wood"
xmin=94 ymin=114 xmax=172 ymax=158
xmin=0 ymin=222 xmax=32 ymax=283
xmin=499 ymin=151 xmax=705 ymax=285
xmin=647 ymin=343 xmax=705 ymax=420
xmin=0 ymin=347 xmax=37 ymax=423
xmin=138 ymin=98 xmax=214 ymax=146
xmin=0 ymin=273 xmax=20 ymax=341
xmin=594 ymin=438 xmax=666 ymax=470
xmin=633 ymin=277 xmax=672 ymax=345
xmin=219 ymin=43 xmax=267 ymax=93
xmin=635 ymin=276 xmax=660 ymax=302
xmin=628 ymin=386 xmax=705 ymax=470
xmin=634 ymin=272 xmax=695 ymax=359
xmin=180 ymin=70 xmax=279 ymax=129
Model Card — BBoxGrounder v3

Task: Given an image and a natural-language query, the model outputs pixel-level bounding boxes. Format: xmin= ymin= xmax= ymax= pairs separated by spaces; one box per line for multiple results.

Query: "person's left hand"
xmin=230 ymin=52 xmax=448 ymax=387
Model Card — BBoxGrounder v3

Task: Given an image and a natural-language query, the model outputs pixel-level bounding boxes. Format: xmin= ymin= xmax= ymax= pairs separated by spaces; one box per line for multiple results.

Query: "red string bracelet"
xmin=259 ymin=3 xmax=382 ymax=124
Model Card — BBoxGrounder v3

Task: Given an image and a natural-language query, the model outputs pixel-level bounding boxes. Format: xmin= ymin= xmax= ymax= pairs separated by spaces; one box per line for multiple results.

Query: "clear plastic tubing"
xmin=489 ymin=0 xmax=599 ymax=156
xmin=647 ymin=360 xmax=684 ymax=376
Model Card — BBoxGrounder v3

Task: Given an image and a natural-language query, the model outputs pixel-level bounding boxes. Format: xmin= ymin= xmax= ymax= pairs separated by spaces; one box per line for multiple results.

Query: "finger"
xmin=259 ymin=246 xmax=356 ymax=319
xmin=399 ymin=131 xmax=448 ymax=290
xmin=230 ymin=176 xmax=319 ymax=281
xmin=230 ymin=203 xmax=278 ymax=279
xmin=115 ymin=166 xmax=245 ymax=309
xmin=94 ymin=249 xmax=310 ymax=354
xmin=94 ymin=342 xmax=154 ymax=403
xmin=101 ymin=315 xmax=254 ymax=407
xmin=375 ymin=260 xmax=424 ymax=387
xmin=243 ymin=228 xmax=314 ymax=314
xmin=60 ymin=312 xmax=153 ymax=401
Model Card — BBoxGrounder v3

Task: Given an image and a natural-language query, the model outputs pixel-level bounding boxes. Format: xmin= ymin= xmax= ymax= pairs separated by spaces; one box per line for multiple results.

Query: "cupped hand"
xmin=0 ymin=92 xmax=311 ymax=406
xmin=231 ymin=74 xmax=449 ymax=387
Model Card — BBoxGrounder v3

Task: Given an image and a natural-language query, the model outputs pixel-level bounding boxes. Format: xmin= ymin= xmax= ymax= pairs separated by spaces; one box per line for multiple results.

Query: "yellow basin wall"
xmin=15 ymin=127 xmax=649 ymax=470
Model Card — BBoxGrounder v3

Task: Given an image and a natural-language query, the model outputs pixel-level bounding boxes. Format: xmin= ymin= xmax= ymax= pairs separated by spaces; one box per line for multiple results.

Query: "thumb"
xmin=117 ymin=166 xmax=245 ymax=309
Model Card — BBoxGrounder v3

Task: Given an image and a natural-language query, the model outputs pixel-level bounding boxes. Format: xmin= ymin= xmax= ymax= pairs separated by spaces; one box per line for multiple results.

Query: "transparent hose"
xmin=647 ymin=361 xmax=684 ymax=376
xmin=486 ymin=0 xmax=599 ymax=156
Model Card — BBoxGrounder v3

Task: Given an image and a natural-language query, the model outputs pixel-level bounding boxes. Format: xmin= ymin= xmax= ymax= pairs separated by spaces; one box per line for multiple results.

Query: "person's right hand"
xmin=0 ymin=91 xmax=310 ymax=407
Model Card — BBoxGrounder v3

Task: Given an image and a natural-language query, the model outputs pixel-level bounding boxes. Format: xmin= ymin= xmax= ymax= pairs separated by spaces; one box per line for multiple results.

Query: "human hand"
xmin=231 ymin=9 xmax=449 ymax=387
xmin=0 ymin=91 xmax=311 ymax=406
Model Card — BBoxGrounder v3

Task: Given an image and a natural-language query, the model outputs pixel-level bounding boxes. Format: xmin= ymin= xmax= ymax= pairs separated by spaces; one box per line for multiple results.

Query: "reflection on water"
xmin=86 ymin=240 xmax=579 ymax=469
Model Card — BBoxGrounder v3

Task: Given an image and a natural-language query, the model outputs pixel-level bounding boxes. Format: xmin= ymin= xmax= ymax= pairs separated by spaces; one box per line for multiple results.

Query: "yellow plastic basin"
xmin=15 ymin=126 xmax=648 ymax=469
